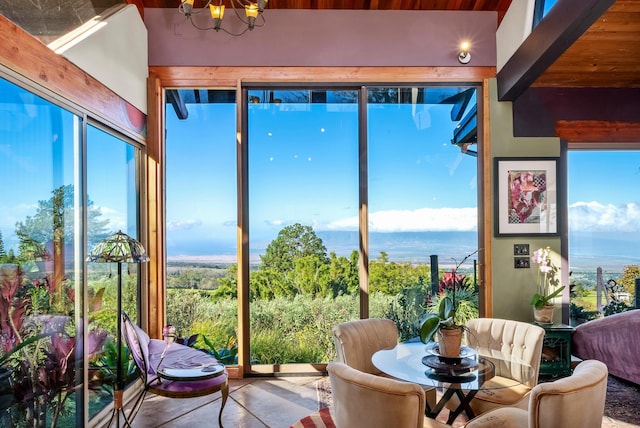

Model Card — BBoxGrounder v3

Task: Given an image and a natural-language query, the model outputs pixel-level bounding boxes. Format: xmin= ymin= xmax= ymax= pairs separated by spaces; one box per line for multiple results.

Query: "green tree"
xmin=260 ymin=223 xmax=328 ymax=273
xmin=369 ymin=252 xmax=431 ymax=295
xmin=211 ymin=264 xmax=238 ymax=299
xmin=618 ymin=265 xmax=639 ymax=303
xmin=250 ymin=268 xmax=288 ymax=299
xmin=327 ymin=250 xmax=359 ymax=296
xmin=254 ymin=223 xmax=332 ymax=299
xmin=0 ymin=229 xmax=6 ymax=261
xmin=14 ymin=184 xmax=110 ymax=259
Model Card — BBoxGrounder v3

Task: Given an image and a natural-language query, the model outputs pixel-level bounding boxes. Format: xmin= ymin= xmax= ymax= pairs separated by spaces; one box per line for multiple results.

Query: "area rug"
xmin=602 ymin=375 xmax=640 ymax=427
xmin=290 ymin=407 xmax=336 ymax=428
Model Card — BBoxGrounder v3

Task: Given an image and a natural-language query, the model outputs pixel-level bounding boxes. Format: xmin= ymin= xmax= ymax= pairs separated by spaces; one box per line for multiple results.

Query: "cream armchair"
xmin=464 ymin=359 xmax=608 ymax=428
xmin=332 ymin=318 xmax=436 ymax=408
xmin=332 ymin=318 xmax=398 ymax=375
xmin=464 ymin=318 xmax=546 ymax=415
xmin=328 ymin=361 xmax=449 ymax=428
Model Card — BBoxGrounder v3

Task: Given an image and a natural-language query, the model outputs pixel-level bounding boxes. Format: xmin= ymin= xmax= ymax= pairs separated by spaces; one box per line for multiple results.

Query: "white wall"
xmin=49 ymin=4 xmax=148 ymax=114
xmin=496 ymin=0 xmax=535 ymax=72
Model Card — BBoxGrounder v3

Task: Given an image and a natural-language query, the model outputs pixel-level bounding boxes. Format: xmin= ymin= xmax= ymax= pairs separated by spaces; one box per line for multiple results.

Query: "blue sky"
xmin=161 ymin=90 xmax=640 ymax=269
xmin=568 ymin=151 xmax=640 ymax=231
xmin=1 ymin=80 xmax=639 ymax=269
xmin=164 ymin=89 xmax=481 ymax=260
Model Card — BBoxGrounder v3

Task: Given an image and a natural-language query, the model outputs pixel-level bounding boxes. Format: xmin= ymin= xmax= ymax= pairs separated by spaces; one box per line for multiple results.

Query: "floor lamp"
xmin=87 ymin=230 xmax=149 ymax=428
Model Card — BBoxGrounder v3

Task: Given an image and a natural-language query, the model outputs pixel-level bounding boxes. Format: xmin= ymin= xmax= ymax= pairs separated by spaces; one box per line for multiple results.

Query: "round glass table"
xmin=372 ymin=340 xmax=534 ymax=424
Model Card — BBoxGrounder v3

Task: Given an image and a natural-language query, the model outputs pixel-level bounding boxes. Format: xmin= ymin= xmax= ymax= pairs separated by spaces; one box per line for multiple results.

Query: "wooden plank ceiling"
xmin=532 ymin=0 xmax=640 ymax=88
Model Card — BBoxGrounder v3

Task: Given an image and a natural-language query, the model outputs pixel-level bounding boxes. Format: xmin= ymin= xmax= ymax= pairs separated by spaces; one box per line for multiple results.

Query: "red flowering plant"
xmin=419 ymin=251 xmax=479 ymax=343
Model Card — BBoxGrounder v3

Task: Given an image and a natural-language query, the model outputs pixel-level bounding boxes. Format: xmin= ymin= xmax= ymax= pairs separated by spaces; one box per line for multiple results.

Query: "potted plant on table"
xmin=530 ymin=246 xmax=565 ymax=324
xmin=417 ymin=251 xmax=479 ymax=358
xmin=418 ymin=296 xmax=463 ymax=357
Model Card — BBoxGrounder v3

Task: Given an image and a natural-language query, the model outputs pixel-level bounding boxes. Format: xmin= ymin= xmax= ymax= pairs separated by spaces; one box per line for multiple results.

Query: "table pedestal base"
xmin=426 ymin=387 xmax=478 ymax=424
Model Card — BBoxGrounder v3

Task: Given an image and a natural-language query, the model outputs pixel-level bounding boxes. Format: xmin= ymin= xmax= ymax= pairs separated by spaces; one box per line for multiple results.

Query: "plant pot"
xmin=437 ymin=327 xmax=463 ymax=357
xmin=533 ymin=304 xmax=555 ymax=324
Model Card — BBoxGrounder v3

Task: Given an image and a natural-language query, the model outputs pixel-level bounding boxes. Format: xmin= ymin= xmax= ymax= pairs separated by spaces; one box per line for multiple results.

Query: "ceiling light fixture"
xmin=458 ymin=41 xmax=471 ymax=64
xmin=179 ymin=0 xmax=268 ymax=36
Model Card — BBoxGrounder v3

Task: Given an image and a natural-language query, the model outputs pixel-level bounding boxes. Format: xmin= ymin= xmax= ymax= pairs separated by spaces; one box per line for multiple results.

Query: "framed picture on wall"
xmin=494 ymin=157 xmax=559 ymax=237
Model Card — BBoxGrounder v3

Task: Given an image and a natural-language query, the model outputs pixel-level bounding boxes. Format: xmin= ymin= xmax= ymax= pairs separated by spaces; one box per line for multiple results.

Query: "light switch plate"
xmin=514 ymin=257 xmax=530 ymax=268
xmin=514 ymin=244 xmax=530 ymax=255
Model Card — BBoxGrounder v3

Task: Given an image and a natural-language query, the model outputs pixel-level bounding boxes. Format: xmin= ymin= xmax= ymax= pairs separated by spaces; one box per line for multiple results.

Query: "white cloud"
xmin=95 ymin=205 xmax=127 ymax=232
xmin=326 ymin=207 xmax=478 ymax=232
xmin=167 ymin=219 xmax=202 ymax=231
xmin=569 ymin=201 xmax=640 ymax=232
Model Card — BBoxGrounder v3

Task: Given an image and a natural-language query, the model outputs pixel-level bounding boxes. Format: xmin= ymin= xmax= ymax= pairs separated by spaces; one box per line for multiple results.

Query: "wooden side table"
xmin=536 ymin=323 xmax=575 ymax=378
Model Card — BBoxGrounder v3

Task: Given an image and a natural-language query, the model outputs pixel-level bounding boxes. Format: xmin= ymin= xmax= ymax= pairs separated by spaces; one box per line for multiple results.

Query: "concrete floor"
xmin=127 ymin=376 xmax=320 ymax=428
xmin=119 ymin=373 xmax=640 ymax=428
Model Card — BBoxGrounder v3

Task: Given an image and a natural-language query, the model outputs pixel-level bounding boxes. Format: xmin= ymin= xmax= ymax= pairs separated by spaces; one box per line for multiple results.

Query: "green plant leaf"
xmin=546 ymin=285 xmax=565 ymax=301
xmin=438 ymin=297 xmax=454 ymax=320
xmin=0 ymin=333 xmax=49 ymax=366
xmin=418 ymin=314 xmax=440 ymax=343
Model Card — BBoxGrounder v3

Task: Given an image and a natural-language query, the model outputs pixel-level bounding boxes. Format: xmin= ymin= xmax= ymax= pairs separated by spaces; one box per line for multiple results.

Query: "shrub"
xmin=603 ymin=300 xmax=633 ymax=316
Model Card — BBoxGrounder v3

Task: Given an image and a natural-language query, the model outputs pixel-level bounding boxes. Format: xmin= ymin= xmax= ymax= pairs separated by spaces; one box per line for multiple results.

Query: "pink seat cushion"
xmin=146 ymin=340 xmax=228 ymax=392
xmin=150 ymin=373 xmax=228 ymax=395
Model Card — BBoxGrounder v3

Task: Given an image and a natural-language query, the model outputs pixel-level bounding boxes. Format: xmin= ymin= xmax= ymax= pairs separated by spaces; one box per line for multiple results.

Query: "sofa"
xmin=571 ymin=309 xmax=640 ymax=385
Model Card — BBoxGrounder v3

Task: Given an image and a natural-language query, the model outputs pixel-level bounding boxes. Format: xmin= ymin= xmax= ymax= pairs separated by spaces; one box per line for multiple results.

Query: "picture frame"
xmin=494 ymin=157 xmax=559 ymax=237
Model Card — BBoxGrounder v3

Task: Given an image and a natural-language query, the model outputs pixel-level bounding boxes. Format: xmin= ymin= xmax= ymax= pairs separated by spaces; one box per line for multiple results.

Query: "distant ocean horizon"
xmin=167 ymin=230 xmax=639 ymax=270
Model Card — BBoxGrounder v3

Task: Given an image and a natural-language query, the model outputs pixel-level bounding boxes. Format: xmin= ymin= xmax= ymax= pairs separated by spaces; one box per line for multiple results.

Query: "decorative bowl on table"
xmin=422 ymin=355 xmax=479 ymax=373
xmin=425 ymin=342 xmax=476 ymax=364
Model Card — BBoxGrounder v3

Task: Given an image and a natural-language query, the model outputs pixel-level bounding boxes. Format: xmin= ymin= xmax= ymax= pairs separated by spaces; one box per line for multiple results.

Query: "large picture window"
xmin=568 ymin=151 xmax=640 ymax=319
xmin=164 ymin=85 xmax=479 ymax=370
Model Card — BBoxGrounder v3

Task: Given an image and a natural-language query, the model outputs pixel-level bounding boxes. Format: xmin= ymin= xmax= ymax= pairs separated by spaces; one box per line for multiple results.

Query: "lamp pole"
xmin=87 ymin=230 xmax=148 ymax=428
xmin=114 ymin=261 xmax=125 ymax=427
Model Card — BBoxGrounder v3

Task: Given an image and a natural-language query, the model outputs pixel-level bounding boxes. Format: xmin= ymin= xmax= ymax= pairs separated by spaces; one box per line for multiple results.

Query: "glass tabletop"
xmin=372 ymin=341 xmax=534 ymax=391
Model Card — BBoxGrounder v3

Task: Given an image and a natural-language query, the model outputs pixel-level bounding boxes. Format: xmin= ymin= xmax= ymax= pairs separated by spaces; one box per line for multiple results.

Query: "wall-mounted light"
xmin=179 ymin=0 xmax=268 ymax=36
xmin=458 ymin=41 xmax=471 ymax=64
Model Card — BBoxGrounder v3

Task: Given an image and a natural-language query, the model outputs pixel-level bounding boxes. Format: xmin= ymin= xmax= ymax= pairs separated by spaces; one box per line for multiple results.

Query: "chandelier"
xmin=179 ymin=0 xmax=268 ymax=36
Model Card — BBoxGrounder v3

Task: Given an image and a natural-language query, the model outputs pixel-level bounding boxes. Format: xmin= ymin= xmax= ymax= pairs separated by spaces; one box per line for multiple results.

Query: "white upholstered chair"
xmin=328 ymin=361 xmax=449 ymax=428
xmin=332 ymin=318 xmax=437 ymax=408
xmin=464 ymin=359 xmax=608 ymax=428
xmin=463 ymin=318 xmax=546 ymax=415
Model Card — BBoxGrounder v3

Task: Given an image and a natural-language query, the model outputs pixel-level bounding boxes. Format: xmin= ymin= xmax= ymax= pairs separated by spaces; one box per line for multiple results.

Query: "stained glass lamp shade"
xmin=87 ymin=230 xmax=150 ymax=264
